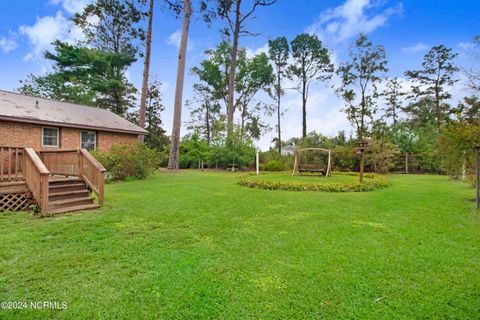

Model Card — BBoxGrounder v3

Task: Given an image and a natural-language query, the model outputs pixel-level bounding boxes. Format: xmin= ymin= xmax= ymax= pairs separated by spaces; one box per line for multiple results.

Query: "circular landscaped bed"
xmin=238 ymin=172 xmax=389 ymax=192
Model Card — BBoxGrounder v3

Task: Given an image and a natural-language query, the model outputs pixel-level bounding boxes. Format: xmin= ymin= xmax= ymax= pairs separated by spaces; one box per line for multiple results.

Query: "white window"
xmin=42 ymin=127 xmax=59 ymax=147
xmin=81 ymin=131 xmax=96 ymax=150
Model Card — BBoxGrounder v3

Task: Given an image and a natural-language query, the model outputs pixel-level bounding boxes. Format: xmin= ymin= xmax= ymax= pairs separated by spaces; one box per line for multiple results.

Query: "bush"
xmin=92 ymin=143 xmax=160 ymax=180
xmin=238 ymin=172 xmax=389 ymax=192
xmin=262 ymin=160 xmax=289 ymax=172
xmin=365 ymin=139 xmax=400 ymax=174
xmin=331 ymin=145 xmax=357 ymax=171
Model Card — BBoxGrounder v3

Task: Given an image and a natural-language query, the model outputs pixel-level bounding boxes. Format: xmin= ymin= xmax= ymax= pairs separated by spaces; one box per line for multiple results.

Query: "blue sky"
xmin=0 ymin=0 xmax=478 ymax=149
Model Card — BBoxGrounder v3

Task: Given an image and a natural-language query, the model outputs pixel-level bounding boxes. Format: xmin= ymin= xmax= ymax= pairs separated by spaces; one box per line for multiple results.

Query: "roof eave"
xmin=0 ymin=116 xmax=148 ymax=135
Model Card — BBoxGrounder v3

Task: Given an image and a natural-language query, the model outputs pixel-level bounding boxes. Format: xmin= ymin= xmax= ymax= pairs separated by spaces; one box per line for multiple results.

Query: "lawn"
xmin=0 ymin=171 xmax=479 ymax=319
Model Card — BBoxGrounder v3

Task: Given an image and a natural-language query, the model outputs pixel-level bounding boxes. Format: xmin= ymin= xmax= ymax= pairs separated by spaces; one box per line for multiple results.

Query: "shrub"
xmin=331 ymin=145 xmax=357 ymax=171
xmin=238 ymin=172 xmax=389 ymax=192
xmin=262 ymin=160 xmax=289 ymax=172
xmin=92 ymin=143 xmax=160 ymax=180
xmin=365 ymin=139 xmax=400 ymax=174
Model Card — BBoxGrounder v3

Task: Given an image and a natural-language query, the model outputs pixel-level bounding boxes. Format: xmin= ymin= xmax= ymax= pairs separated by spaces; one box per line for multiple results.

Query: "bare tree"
xmin=168 ymin=0 xmax=192 ymax=170
xmin=217 ymin=0 xmax=276 ymax=138
xmin=138 ymin=0 xmax=155 ymax=142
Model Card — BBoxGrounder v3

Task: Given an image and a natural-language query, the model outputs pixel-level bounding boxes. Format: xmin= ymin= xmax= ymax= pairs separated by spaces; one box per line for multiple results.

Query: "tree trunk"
xmin=240 ymin=103 xmax=247 ymax=138
xmin=138 ymin=0 xmax=154 ymax=142
xmin=359 ymin=151 xmax=365 ymax=183
xmin=302 ymin=77 xmax=307 ymax=139
xmin=205 ymin=104 xmax=211 ymax=146
xmin=167 ymin=0 xmax=192 ymax=170
xmin=226 ymin=0 xmax=242 ymax=138
xmin=359 ymin=93 xmax=366 ymax=182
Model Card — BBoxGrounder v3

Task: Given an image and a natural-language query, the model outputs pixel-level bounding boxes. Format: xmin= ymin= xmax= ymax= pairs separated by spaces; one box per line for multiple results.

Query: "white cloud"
xmin=0 ymin=36 xmax=18 ymax=53
xmin=458 ymin=41 xmax=477 ymax=51
xmin=167 ymin=29 xmax=194 ymax=51
xmin=401 ymin=42 xmax=429 ymax=53
xmin=245 ymin=44 xmax=269 ymax=58
xmin=306 ymin=0 xmax=403 ymax=43
xmin=50 ymin=0 xmax=90 ymax=14
xmin=19 ymin=11 xmax=83 ymax=61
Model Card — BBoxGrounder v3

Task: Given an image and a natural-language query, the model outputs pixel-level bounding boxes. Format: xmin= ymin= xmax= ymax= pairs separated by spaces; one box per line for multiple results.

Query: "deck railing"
xmin=39 ymin=149 xmax=106 ymax=205
xmin=0 ymin=146 xmax=24 ymax=182
xmin=40 ymin=149 xmax=80 ymax=176
xmin=79 ymin=149 xmax=106 ymax=205
xmin=24 ymin=148 xmax=50 ymax=215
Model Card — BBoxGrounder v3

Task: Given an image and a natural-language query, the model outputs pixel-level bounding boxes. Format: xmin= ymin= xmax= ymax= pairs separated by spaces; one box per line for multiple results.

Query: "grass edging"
xmin=238 ymin=172 xmax=390 ymax=192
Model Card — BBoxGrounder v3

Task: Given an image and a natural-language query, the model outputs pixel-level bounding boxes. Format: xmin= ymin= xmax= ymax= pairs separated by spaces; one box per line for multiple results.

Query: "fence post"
xmin=405 ymin=153 xmax=409 ymax=174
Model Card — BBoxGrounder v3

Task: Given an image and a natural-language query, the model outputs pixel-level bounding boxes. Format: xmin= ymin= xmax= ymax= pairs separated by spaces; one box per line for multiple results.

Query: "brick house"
xmin=0 ymin=90 xmax=147 ymax=151
xmin=0 ymin=90 xmax=147 ymax=215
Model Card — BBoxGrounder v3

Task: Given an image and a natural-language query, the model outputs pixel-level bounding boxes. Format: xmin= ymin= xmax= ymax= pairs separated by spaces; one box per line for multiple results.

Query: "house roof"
xmin=0 ymin=90 xmax=147 ymax=135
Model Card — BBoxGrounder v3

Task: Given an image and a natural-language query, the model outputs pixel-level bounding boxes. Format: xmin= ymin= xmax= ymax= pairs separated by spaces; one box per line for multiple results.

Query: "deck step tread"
xmin=49 ymin=182 xmax=86 ymax=189
xmin=49 ymin=196 xmax=93 ymax=206
xmin=49 ymin=177 xmax=82 ymax=184
xmin=49 ymin=190 xmax=89 ymax=197
xmin=48 ymin=203 xmax=100 ymax=214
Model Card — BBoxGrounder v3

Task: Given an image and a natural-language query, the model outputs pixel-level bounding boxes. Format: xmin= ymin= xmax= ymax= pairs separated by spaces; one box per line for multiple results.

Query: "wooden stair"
xmin=48 ymin=177 xmax=100 ymax=214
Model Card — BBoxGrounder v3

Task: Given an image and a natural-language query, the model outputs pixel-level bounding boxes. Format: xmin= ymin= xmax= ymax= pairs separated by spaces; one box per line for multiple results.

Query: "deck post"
xmin=40 ymin=174 xmax=49 ymax=216
xmin=99 ymin=171 xmax=105 ymax=206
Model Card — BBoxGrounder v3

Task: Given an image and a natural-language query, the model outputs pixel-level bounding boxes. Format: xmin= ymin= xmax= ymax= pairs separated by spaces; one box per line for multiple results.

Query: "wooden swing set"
xmin=292 ymin=148 xmax=332 ymax=177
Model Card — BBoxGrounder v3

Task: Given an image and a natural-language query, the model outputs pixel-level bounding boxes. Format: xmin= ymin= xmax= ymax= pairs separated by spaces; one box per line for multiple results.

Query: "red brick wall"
xmin=0 ymin=120 xmax=139 ymax=151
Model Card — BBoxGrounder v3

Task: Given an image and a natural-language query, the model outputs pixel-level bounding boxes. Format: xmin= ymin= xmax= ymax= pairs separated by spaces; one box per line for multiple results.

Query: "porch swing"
xmin=292 ymin=148 xmax=332 ymax=177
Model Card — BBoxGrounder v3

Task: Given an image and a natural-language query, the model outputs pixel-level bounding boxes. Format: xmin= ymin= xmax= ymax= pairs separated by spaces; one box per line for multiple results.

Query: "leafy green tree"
xmin=191 ymin=41 xmax=232 ymax=110
xmin=187 ymin=84 xmax=223 ymax=145
xmin=72 ymin=0 xmax=148 ymax=115
xmin=144 ymin=78 xmax=168 ymax=152
xmin=337 ymin=33 xmax=388 ymax=181
xmin=236 ymin=52 xmax=274 ymax=138
xmin=289 ymin=33 xmax=334 ymax=139
xmin=179 ymin=132 xmax=210 ymax=168
xmin=382 ymin=77 xmax=405 ymax=124
xmin=18 ymin=72 xmax=96 ymax=106
xmin=337 ymin=34 xmax=388 ymax=140
xmin=192 ymin=42 xmax=273 ymax=141
xmin=216 ymin=0 xmax=277 ymax=137
xmin=439 ymin=121 xmax=480 ymax=179
xmin=126 ymin=78 xmax=167 ymax=151
xmin=73 ymin=0 xmax=146 ymax=57
xmin=18 ymin=41 xmax=136 ymax=115
xmin=405 ymin=45 xmax=459 ymax=128
xmin=268 ymin=36 xmax=289 ymax=153
xmin=365 ymin=138 xmax=400 ymax=173
xmin=456 ymin=95 xmax=480 ymax=124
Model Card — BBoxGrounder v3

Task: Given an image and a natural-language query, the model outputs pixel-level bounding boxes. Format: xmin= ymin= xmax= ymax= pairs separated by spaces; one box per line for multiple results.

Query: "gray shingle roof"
xmin=0 ymin=90 xmax=147 ymax=134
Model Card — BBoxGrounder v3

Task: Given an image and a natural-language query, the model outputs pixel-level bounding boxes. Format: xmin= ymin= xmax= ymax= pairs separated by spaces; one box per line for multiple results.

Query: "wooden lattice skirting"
xmin=0 ymin=192 xmax=34 ymax=212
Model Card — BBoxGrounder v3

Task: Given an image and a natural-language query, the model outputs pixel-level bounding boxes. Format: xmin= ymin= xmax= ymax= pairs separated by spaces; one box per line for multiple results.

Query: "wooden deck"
xmin=0 ymin=147 xmax=105 ymax=216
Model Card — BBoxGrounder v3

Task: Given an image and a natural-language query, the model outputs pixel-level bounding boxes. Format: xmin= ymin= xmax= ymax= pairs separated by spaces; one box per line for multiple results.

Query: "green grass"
xmin=0 ymin=171 xmax=479 ymax=319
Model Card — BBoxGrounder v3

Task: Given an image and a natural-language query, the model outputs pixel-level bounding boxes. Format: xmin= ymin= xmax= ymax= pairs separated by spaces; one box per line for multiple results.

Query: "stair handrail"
xmin=23 ymin=148 xmax=50 ymax=215
xmin=78 ymin=149 xmax=106 ymax=205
